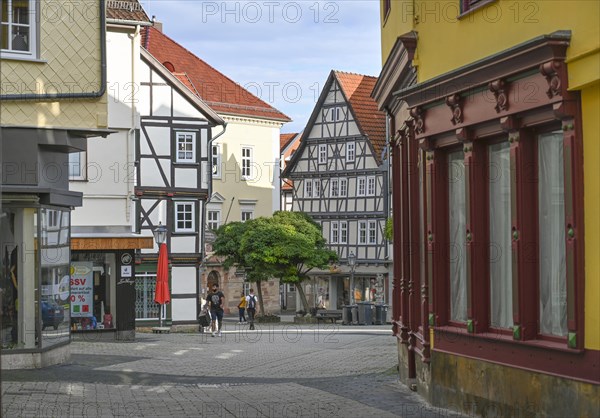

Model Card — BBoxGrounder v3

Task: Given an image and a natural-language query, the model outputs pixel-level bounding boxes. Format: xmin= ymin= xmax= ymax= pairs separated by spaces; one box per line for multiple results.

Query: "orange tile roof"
xmin=142 ymin=27 xmax=291 ymax=122
xmin=106 ymin=0 xmax=150 ymax=23
xmin=280 ymin=133 xmax=298 ymax=152
xmin=334 ymin=71 xmax=386 ymax=162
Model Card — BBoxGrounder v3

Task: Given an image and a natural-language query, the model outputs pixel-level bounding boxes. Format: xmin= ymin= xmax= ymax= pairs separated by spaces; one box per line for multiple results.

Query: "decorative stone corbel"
xmin=489 ymin=79 xmax=509 ymax=113
xmin=445 ymin=94 xmax=463 ymax=125
xmin=409 ymin=107 xmax=425 ymax=135
xmin=540 ymin=60 xmax=563 ymax=99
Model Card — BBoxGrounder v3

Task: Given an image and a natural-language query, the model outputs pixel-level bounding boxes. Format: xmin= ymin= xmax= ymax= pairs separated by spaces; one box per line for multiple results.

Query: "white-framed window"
xmin=340 ymin=221 xmax=348 ymax=244
xmin=330 ymin=178 xmax=339 ymax=197
xmin=207 ymin=210 xmax=220 ymax=231
xmin=176 ymin=132 xmax=196 ymax=163
xmin=212 ymin=144 xmax=221 ymax=178
xmin=331 ymin=222 xmax=339 ymax=244
xmin=357 ymin=177 xmax=366 ymax=196
xmin=0 ymin=0 xmax=37 ymax=59
xmin=358 ymin=221 xmax=367 ymax=244
xmin=68 ymin=152 xmax=86 ymax=181
xmin=339 ymin=178 xmax=348 ymax=197
xmin=331 ymin=106 xmax=341 ymax=122
xmin=318 ymin=144 xmax=327 ymax=164
xmin=241 ymin=211 xmax=253 ymax=222
xmin=368 ymin=221 xmax=377 ymax=244
xmin=346 ymin=142 xmax=355 ymax=163
xmin=367 ymin=176 xmax=376 ymax=196
xmin=174 ymin=202 xmax=195 ymax=232
xmin=241 ymin=147 xmax=253 ymax=179
xmin=305 ymin=180 xmax=313 ymax=198
xmin=313 ymin=179 xmax=321 ymax=198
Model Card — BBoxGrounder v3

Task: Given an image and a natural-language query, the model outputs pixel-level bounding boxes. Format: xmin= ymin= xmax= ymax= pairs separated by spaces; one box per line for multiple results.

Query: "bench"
xmin=315 ymin=310 xmax=343 ymax=324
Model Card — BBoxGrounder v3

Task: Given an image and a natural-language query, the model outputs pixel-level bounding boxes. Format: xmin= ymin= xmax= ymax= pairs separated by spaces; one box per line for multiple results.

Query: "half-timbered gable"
xmin=142 ymin=26 xmax=290 ymax=316
xmin=135 ymin=48 xmax=224 ymax=324
xmin=283 ymin=71 xmax=389 ymax=309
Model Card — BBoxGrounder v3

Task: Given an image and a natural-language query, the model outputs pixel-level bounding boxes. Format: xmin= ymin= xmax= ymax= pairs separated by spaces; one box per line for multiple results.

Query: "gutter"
xmin=1 ymin=0 xmax=107 ymax=101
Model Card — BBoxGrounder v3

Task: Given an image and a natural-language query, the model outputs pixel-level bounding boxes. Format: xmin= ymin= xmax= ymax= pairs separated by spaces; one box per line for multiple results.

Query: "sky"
xmin=143 ymin=1 xmax=383 ymax=133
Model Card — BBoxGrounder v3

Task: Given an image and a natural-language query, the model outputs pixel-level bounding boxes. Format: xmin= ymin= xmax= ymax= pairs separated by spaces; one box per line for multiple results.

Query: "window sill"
xmin=174 ymin=162 xmax=199 ymax=167
xmin=457 ymin=0 xmax=497 ymax=20
xmin=0 ymin=54 xmax=46 ymax=64
xmin=434 ymin=325 xmax=580 ymax=354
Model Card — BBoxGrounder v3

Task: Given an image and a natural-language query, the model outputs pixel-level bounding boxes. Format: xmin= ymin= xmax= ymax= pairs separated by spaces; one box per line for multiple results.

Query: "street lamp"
xmin=153 ymin=222 xmax=167 ymax=245
xmin=153 ymin=222 xmax=169 ymax=329
xmin=348 ymin=251 xmax=356 ymax=305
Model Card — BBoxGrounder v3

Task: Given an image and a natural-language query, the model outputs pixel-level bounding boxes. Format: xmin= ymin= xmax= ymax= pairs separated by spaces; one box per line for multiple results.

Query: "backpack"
xmin=248 ymin=295 xmax=256 ymax=310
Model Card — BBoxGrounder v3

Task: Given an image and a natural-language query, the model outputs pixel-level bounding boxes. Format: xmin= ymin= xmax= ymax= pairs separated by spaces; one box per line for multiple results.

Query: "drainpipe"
xmin=1 ymin=0 xmax=107 ymax=100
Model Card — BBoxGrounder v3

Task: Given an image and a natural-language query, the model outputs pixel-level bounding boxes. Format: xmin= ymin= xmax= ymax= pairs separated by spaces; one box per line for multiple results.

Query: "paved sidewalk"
xmin=1 ymin=324 xmax=465 ymax=417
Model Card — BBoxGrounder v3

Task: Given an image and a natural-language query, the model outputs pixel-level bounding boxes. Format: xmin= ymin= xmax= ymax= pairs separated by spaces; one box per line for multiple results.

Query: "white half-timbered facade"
xmin=283 ymin=71 xmax=389 ymax=310
xmin=135 ymin=48 xmax=225 ymax=325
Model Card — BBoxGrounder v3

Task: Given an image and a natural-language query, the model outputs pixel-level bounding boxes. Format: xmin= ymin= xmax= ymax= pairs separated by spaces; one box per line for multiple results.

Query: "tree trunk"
xmin=296 ymin=282 xmax=310 ymax=314
xmin=256 ymin=280 xmax=265 ymax=314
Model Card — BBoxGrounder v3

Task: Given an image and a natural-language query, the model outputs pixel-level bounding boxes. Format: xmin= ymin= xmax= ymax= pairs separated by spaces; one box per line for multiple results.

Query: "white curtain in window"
xmin=538 ymin=131 xmax=567 ymax=337
xmin=489 ymin=142 xmax=512 ymax=328
xmin=448 ymin=151 xmax=467 ymax=322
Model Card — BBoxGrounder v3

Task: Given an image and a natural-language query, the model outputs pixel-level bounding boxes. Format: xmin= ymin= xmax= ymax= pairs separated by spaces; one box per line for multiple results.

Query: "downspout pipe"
xmin=0 ymin=0 xmax=107 ymax=101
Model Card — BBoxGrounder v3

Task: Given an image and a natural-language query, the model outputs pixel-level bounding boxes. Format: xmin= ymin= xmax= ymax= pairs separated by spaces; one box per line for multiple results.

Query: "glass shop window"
xmin=70 ymin=253 xmax=117 ymax=331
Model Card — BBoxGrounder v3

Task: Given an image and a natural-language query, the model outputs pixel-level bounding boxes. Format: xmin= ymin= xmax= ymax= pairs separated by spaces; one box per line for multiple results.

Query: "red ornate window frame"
xmin=392 ymin=31 xmax=597 ymax=383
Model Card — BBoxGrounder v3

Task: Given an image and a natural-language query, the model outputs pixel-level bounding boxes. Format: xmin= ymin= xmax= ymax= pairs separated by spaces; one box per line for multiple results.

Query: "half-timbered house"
xmin=283 ymin=71 xmax=389 ymax=311
xmin=143 ymin=25 xmax=290 ymax=315
xmin=134 ymin=48 xmax=225 ymax=326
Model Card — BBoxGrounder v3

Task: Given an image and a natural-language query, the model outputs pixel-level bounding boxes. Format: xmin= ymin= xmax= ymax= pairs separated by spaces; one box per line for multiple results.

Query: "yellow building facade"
xmin=1 ymin=0 xmax=109 ymax=368
xmin=374 ymin=1 xmax=599 ymax=415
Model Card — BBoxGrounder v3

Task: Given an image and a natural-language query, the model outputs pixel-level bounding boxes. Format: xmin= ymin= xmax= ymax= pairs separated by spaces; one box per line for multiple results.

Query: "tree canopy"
xmin=213 ymin=211 xmax=338 ymax=313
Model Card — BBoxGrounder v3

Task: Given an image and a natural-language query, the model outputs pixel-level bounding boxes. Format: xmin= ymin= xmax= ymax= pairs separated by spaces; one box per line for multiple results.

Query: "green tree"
xmin=213 ymin=212 xmax=337 ymax=315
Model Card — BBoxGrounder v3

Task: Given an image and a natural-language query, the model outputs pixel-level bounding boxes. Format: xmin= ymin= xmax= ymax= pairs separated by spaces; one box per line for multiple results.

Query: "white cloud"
xmin=143 ymin=0 xmax=382 ymax=132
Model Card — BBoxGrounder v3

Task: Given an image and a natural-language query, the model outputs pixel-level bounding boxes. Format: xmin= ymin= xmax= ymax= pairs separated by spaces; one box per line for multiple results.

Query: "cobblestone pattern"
xmin=1 ymin=325 xmax=465 ymax=417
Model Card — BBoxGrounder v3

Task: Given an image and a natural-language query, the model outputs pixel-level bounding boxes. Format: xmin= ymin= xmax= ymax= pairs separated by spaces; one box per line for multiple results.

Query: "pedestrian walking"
xmin=246 ymin=289 xmax=258 ymax=330
xmin=206 ymin=283 xmax=225 ymax=337
xmin=238 ymin=291 xmax=247 ymax=324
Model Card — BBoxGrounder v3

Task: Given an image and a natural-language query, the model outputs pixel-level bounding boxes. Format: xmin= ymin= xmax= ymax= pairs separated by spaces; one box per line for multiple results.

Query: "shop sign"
xmin=71 ymin=262 xmax=94 ymax=317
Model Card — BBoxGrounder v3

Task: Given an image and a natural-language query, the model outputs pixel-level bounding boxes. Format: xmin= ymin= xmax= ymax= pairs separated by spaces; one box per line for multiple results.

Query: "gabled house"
xmin=1 ymin=0 xmax=109 ymax=368
xmin=283 ymin=71 xmax=389 ymax=311
xmin=70 ymin=0 xmax=225 ymax=332
xmin=143 ymin=25 xmax=290 ymax=315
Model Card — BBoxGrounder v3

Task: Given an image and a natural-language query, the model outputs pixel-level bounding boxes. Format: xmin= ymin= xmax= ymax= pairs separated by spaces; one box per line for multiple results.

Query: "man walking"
xmin=206 ymin=283 xmax=225 ymax=337
xmin=246 ymin=288 xmax=258 ymax=330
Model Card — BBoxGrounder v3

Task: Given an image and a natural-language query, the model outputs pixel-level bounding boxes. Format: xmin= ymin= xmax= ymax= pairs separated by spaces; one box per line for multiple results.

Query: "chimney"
xmin=151 ymin=15 xmax=163 ymax=32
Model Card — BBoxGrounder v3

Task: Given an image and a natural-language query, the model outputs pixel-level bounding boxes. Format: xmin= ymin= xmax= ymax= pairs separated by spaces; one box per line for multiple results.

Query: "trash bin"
xmin=342 ymin=305 xmax=352 ymax=325
xmin=374 ymin=304 xmax=388 ymax=325
xmin=350 ymin=305 xmax=359 ymax=325
xmin=357 ymin=302 xmax=374 ymax=325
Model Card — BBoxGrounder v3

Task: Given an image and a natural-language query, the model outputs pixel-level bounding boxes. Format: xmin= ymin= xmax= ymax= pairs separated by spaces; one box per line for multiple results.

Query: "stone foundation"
xmin=1 ymin=343 xmax=71 ymax=369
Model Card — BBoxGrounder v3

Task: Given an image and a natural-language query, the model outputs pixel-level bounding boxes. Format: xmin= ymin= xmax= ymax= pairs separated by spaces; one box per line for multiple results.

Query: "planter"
xmin=293 ymin=316 xmax=318 ymax=324
xmin=255 ymin=315 xmax=281 ymax=323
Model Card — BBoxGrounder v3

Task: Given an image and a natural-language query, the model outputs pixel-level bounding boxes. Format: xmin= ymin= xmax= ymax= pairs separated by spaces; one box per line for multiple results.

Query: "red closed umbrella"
xmin=154 ymin=242 xmax=170 ymax=310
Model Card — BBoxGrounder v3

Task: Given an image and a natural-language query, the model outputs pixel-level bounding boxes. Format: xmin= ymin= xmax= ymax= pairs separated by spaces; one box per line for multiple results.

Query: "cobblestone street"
xmin=1 ymin=323 xmax=465 ymax=418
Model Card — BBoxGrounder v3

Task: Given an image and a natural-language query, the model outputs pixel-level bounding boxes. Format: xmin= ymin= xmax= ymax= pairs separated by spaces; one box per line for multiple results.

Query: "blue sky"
xmin=143 ymin=1 xmax=382 ymax=133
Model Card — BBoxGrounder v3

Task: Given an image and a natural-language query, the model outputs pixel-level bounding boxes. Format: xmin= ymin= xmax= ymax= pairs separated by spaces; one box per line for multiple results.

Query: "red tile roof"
xmin=280 ymin=133 xmax=298 ymax=152
xmin=334 ymin=71 xmax=386 ymax=162
xmin=106 ymin=0 xmax=150 ymax=23
xmin=142 ymin=27 xmax=291 ymax=122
